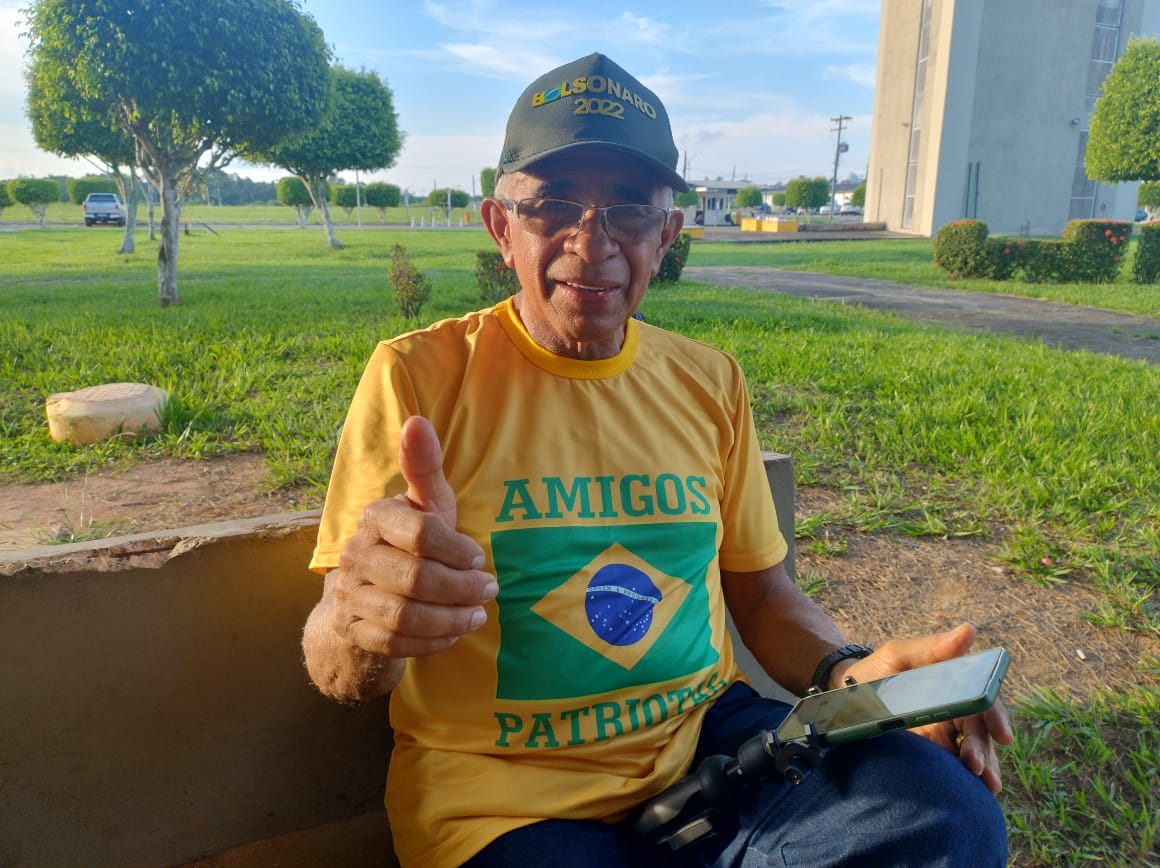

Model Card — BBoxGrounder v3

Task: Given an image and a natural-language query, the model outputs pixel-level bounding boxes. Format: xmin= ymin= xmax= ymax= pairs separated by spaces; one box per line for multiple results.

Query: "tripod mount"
xmin=632 ymin=720 xmax=827 ymax=852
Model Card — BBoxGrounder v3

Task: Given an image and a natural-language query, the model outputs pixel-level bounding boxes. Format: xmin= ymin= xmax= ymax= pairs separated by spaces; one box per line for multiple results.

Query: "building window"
xmin=1096 ymin=0 xmax=1122 ymax=26
xmin=902 ymin=0 xmax=932 ymax=229
xmin=1071 ymin=0 xmax=1122 ymax=220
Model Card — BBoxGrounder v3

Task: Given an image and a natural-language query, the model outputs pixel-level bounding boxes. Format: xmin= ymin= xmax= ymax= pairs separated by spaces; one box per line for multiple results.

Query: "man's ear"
xmin=480 ymin=198 xmax=515 ymax=266
xmin=651 ymin=208 xmax=685 ymax=274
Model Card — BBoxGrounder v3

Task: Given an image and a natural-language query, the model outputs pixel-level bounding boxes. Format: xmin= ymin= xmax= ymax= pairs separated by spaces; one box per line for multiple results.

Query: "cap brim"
xmin=502 ymin=141 xmax=689 ymax=193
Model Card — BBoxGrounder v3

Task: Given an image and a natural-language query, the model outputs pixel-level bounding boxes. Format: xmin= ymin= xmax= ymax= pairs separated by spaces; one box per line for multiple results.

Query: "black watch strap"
xmin=810 ymin=644 xmax=874 ymax=691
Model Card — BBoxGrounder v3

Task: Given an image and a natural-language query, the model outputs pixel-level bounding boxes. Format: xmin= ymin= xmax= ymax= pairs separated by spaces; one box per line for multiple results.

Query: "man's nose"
xmin=567 ymin=207 xmax=617 ymax=257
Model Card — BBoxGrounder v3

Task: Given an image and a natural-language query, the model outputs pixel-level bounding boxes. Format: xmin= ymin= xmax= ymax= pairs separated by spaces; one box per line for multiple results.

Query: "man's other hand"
xmin=841 ymin=623 xmax=1014 ymax=794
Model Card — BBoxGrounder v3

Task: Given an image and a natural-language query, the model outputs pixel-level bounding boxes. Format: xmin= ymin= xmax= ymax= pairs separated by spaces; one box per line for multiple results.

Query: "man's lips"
xmin=553 ymin=278 xmax=622 ymax=294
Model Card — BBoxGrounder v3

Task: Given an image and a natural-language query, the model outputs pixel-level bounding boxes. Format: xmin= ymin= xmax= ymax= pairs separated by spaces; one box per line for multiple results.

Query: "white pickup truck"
xmin=83 ymin=192 xmax=125 ymax=226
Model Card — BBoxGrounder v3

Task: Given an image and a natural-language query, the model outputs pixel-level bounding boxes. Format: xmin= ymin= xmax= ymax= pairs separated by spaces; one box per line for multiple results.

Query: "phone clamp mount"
xmin=632 ymin=720 xmax=827 ymax=853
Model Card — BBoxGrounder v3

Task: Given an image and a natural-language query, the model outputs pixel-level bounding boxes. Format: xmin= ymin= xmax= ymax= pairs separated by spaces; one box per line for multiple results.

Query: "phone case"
xmin=776 ymin=647 xmax=1010 ymax=747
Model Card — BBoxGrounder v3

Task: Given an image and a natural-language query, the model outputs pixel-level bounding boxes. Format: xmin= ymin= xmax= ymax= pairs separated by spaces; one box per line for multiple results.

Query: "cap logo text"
xmin=531 ymin=75 xmax=658 ymax=120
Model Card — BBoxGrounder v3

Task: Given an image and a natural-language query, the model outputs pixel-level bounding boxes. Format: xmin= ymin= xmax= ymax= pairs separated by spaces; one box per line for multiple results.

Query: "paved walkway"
xmin=683 ymin=266 xmax=1160 ymax=366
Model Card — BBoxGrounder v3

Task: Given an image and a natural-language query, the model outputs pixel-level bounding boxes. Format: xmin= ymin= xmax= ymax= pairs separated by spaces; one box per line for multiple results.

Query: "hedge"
xmin=932 ymin=219 xmax=1136 ymax=284
xmin=1133 ymin=221 xmax=1160 ymax=284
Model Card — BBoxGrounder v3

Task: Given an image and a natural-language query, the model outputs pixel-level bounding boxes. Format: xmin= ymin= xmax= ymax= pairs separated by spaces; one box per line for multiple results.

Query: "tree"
xmin=785 ymin=176 xmax=831 ymax=218
xmin=365 ymin=182 xmax=401 ymax=222
xmin=1086 ymin=37 xmax=1160 ymax=183
xmin=1139 ymin=181 xmax=1160 ymax=220
xmin=480 ymin=167 xmax=497 ymax=198
xmin=26 ymin=54 xmax=142 ymax=252
xmin=250 ymin=65 xmax=402 ymax=248
xmin=427 ymin=188 xmax=469 ymax=208
xmin=68 ymin=176 xmax=117 ymax=203
xmin=331 ymin=183 xmax=359 ymax=219
xmin=277 ymin=177 xmax=316 ymax=227
xmin=0 ymin=184 xmax=12 ymax=217
xmin=772 ymin=192 xmax=786 ymax=208
xmin=7 ymin=178 xmax=60 ymax=227
xmin=851 ymin=183 xmax=867 ymax=208
xmin=674 ymin=189 xmax=700 ymax=209
xmin=736 ymin=186 xmax=763 ymax=210
xmin=24 ymin=0 xmax=331 ymax=305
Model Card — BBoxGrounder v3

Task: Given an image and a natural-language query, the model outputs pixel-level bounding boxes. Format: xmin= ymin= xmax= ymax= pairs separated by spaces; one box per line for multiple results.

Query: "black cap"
xmin=499 ymin=52 xmax=688 ymax=192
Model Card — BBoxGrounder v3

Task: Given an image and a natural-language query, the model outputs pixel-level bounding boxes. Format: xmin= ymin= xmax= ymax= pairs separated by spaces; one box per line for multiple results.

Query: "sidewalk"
xmin=682 ymin=266 xmax=1160 ymax=365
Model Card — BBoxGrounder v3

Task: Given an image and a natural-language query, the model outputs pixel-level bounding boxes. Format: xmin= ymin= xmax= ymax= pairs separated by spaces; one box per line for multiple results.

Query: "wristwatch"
xmin=810 ymin=644 xmax=874 ymax=691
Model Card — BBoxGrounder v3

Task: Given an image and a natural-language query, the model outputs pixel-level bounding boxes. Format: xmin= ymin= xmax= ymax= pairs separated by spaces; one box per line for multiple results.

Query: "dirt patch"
xmin=0 ymin=454 xmax=320 ymax=551
xmin=2 ymin=456 xmax=1151 ymax=705
xmin=803 ymin=531 xmax=1151 ymax=702
xmin=792 ymin=487 xmax=1153 ymax=704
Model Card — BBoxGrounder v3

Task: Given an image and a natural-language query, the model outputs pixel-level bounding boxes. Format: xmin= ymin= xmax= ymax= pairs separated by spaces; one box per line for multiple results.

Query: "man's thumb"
xmin=398 ymin=415 xmax=457 ymax=526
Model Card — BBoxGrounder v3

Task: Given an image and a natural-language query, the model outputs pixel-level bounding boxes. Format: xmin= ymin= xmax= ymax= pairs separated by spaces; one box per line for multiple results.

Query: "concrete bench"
xmin=0 ymin=453 xmax=793 ymax=867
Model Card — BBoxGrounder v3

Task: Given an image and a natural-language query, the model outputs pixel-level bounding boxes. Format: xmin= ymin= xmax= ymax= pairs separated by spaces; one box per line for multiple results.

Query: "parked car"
xmin=1136 ymin=208 xmax=1148 ymax=222
xmin=83 ymin=192 xmax=125 ymax=227
xmin=839 ymin=203 xmax=863 ymax=216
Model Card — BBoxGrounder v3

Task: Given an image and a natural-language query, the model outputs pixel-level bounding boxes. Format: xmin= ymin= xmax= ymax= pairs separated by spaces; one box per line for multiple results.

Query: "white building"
xmin=866 ymin=0 xmax=1160 ymax=237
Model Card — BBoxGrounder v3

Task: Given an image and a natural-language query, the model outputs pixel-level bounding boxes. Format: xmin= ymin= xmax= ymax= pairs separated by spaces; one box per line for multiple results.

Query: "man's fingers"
xmin=343 ymin=541 xmax=496 ymax=606
xmin=398 ymin=415 xmax=459 ymax=525
xmin=346 ymin=585 xmax=487 ymax=641
xmin=334 ymin=566 xmax=494 ymax=658
xmin=853 ymin=623 xmax=978 ymax=682
xmin=353 ymin=497 xmax=485 ymax=571
xmin=958 ymin=713 xmax=1005 ymax=793
xmin=344 ymin=607 xmax=482 ymax=659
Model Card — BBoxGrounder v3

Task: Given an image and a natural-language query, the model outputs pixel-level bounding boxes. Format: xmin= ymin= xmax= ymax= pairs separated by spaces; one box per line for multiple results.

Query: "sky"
xmin=0 ymin=0 xmax=881 ymax=197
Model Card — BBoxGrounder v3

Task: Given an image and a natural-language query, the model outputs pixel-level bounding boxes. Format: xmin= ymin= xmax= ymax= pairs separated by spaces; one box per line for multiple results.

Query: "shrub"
xmin=651 ymin=230 xmax=693 ymax=285
xmin=475 ymin=250 xmax=519 ymax=304
xmin=1061 ymin=220 xmax=1131 ymax=283
xmin=1018 ymin=239 xmax=1069 ymax=283
xmin=982 ymin=237 xmax=1020 ymax=280
xmin=387 ymin=244 xmax=431 ymax=320
xmin=1133 ymin=220 xmax=1160 ymax=283
xmin=932 ymin=220 xmax=989 ymax=278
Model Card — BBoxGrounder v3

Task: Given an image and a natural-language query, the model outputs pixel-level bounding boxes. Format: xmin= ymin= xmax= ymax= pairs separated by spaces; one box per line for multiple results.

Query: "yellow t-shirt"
xmin=311 ymin=298 xmax=787 ymax=867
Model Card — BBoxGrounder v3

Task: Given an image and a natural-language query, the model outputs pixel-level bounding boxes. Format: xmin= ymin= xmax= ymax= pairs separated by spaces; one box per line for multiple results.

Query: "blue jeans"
xmin=463 ymin=682 xmax=1007 ymax=867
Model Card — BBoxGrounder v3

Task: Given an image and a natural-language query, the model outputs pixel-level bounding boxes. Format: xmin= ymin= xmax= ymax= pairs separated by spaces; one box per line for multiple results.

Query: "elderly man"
xmin=302 ymin=52 xmax=1011 ymax=867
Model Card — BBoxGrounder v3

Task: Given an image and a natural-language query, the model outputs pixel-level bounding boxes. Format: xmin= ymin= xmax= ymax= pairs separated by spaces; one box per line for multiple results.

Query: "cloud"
xmin=825 ymin=62 xmax=878 ymax=89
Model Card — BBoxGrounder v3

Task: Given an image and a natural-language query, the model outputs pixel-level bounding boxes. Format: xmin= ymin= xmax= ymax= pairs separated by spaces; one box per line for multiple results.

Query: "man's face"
xmin=481 ymin=150 xmax=684 ymax=360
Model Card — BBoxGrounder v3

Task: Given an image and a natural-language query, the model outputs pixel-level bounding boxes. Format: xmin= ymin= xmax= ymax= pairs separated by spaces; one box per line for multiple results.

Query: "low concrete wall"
xmin=798 ymin=221 xmax=887 ymax=232
xmin=0 ymin=454 xmax=794 ymax=867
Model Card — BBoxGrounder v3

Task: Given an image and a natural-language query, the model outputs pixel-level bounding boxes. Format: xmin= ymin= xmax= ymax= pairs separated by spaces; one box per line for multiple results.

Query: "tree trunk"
xmin=114 ymin=166 xmax=137 ymax=255
xmin=143 ymin=176 xmax=157 ymax=241
xmin=157 ymin=167 xmax=182 ymax=307
xmin=304 ymin=175 xmax=343 ymax=248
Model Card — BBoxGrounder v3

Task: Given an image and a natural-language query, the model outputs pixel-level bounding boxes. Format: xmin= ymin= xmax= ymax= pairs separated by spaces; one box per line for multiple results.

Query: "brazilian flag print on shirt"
xmin=492 ymin=521 xmax=719 ymax=701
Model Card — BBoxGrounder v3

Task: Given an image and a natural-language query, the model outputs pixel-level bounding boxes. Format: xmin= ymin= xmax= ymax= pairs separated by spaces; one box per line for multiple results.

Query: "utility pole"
xmin=829 ymin=114 xmax=852 ymax=221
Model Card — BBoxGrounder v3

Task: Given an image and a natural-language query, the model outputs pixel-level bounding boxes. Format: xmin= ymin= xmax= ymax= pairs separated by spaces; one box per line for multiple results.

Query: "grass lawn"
xmin=2 ymin=226 xmax=1157 ymax=865
xmin=692 ymin=237 xmax=1160 ymax=319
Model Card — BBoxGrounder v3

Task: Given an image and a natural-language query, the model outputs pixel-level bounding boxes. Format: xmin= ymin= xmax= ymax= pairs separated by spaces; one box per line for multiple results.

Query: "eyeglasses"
xmin=498 ymin=197 xmax=669 ymax=243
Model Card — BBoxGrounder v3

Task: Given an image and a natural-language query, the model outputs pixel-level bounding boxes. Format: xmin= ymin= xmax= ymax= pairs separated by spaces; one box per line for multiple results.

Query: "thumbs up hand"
xmin=331 ymin=416 xmax=498 ymax=662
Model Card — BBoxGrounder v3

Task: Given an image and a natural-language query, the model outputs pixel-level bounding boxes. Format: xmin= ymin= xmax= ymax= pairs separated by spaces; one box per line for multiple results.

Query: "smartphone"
xmin=775 ymin=646 xmax=1010 ymax=747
